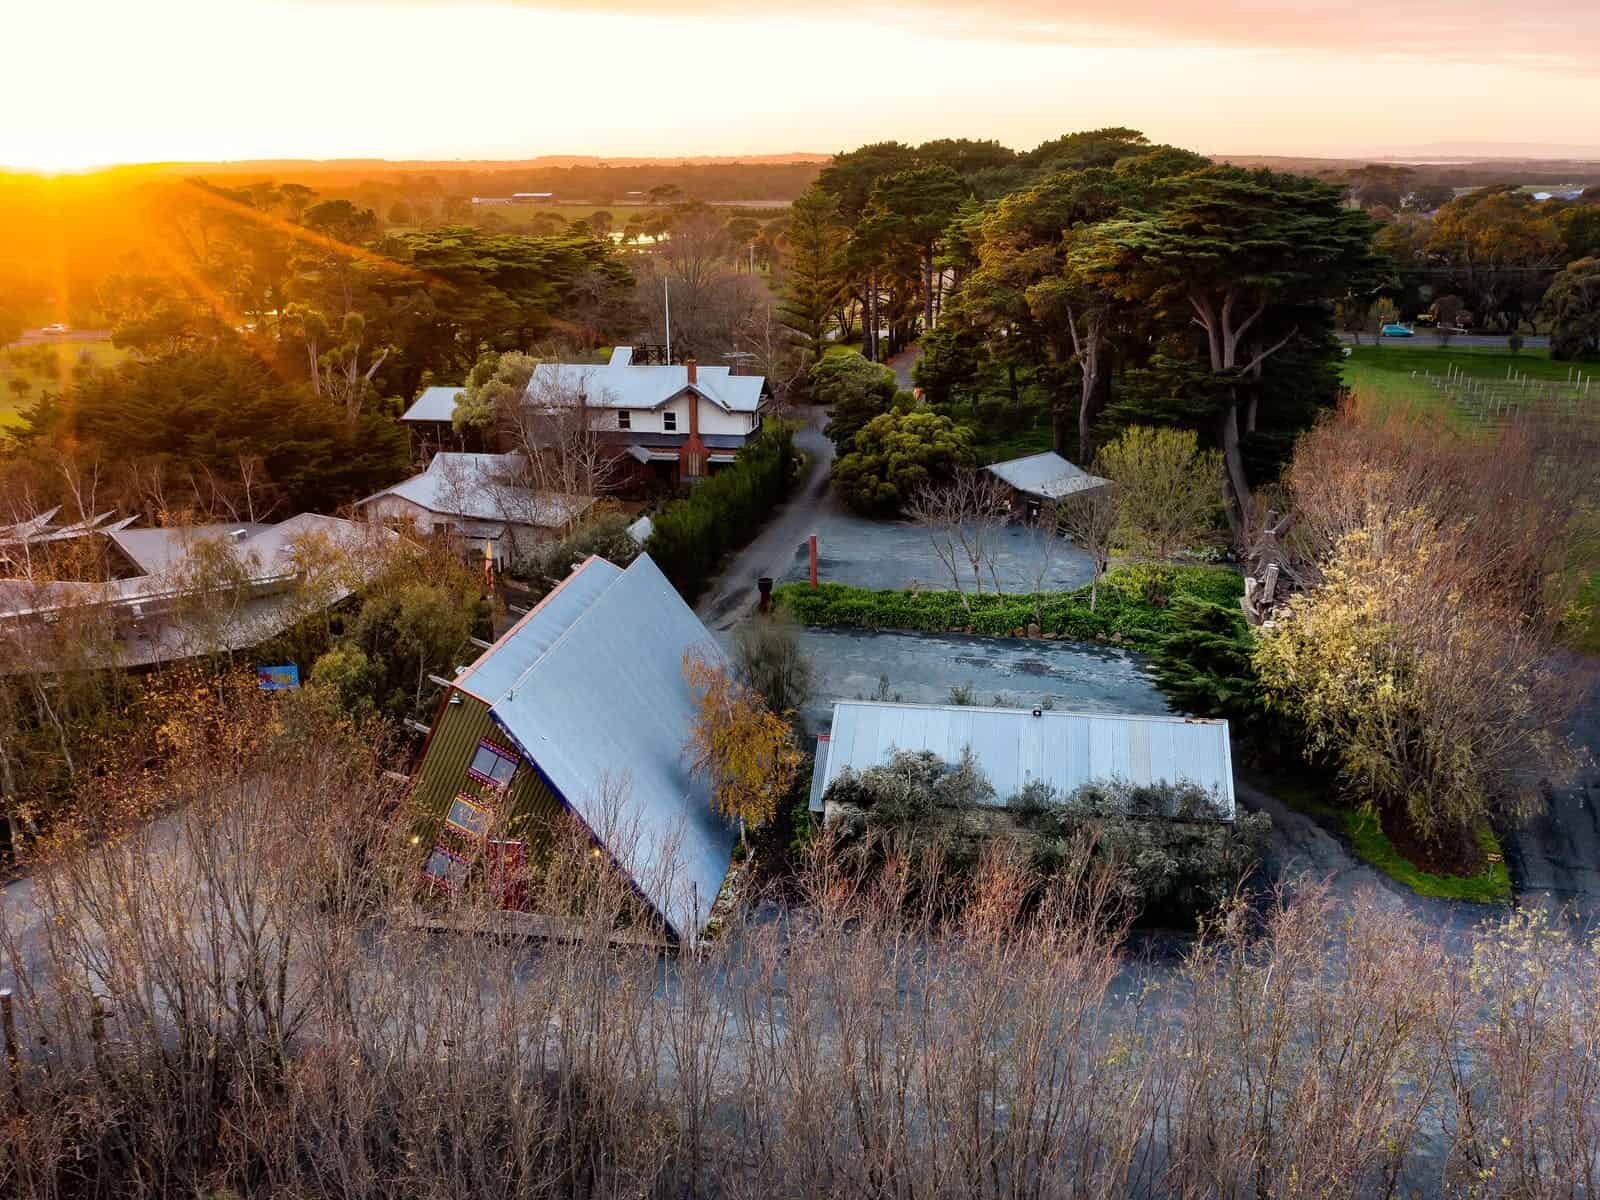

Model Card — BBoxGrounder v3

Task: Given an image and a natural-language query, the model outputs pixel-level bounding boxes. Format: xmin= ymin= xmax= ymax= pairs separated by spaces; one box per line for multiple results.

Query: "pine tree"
xmin=777 ymin=187 xmax=849 ymax=376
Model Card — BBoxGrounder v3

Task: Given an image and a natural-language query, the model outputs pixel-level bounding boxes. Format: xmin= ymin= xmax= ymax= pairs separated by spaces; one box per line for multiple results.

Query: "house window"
xmin=421 ymin=846 xmax=470 ymax=892
xmin=468 ymin=740 xmax=519 ymax=788
xmin=445 ymin=793 xmax=493 ymax=838
xmin=617 ymin=409 xmax=631 ymax=430
xmin=663 ymin=410 xmax=678 ymax=432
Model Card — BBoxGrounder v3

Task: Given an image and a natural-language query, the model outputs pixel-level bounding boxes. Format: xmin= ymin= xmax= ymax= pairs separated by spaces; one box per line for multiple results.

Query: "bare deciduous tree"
xmin=1057 ymin=483 xmax=1118 ymax=612
xmin=905 ymin=471 xmax=1011 ymax=609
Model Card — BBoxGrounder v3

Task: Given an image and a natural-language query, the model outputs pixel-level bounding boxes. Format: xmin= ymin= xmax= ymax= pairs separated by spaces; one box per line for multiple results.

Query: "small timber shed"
xmin=406 ymin=553 xmax=735 ymax=941
xmin=983 ymin=451 xmax=1108 ymax=522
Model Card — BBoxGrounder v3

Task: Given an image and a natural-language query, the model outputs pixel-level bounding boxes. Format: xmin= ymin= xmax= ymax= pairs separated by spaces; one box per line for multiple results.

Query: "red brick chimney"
xmin=681 ymin=357 xmax=705 ymax=481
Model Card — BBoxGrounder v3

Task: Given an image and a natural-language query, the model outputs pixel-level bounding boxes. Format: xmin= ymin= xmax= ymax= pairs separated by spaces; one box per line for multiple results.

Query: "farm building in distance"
xmin=810 ymin=700 xmax=1235 ymax=822
xmin=397 ymin=385 xmax=466 ymax=455
xmin=406 ymin=553 xmax=734 ymax=943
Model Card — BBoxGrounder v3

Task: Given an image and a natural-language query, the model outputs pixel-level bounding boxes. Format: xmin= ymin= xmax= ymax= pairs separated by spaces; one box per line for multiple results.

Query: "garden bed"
xmin=1269 ymin=774 xmax=1511 ymax=904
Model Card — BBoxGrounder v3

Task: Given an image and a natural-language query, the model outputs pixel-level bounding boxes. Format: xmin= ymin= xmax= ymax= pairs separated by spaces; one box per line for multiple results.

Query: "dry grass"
xmin=1 ymin=699 xmax=1597 ymax=1199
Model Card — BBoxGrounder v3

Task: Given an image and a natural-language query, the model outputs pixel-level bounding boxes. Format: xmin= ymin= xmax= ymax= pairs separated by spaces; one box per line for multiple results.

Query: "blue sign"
xmin=257 ymin=663 xmax=301 ymax=691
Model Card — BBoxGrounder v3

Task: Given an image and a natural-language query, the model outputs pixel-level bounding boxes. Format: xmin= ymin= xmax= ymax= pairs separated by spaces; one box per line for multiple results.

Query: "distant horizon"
xmin=6 ymin=143 xmax=1600 ymax=180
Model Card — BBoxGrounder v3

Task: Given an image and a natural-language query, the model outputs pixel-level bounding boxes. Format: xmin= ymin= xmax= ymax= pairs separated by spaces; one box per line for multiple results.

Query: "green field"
xmin=1340 ymin=343 xmax=1582 ymax=412
xmin=0 ymin=340 xmax=126 ymax=425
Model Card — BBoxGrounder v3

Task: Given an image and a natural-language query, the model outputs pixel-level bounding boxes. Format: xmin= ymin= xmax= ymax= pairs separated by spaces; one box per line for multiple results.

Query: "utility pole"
xmin=664 ymin=277 xmax=672 ymax=364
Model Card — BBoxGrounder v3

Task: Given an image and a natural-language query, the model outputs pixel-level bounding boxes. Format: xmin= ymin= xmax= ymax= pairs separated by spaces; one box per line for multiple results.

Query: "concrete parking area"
xmin=779 ymin=510 xmax=1094 ymax=594
xmin=794 ymin=627 xmax=1169 ymax=735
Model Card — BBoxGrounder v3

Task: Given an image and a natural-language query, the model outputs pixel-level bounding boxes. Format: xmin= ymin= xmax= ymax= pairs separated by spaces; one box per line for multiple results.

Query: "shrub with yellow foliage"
xmin=683 ymin=652 xmax=802 ymax=847
xmin=1254 ymin=504 xmax=1576 ymax=856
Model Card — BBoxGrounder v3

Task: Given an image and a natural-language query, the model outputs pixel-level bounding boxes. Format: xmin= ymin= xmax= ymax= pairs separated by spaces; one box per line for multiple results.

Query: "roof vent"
xmin=229 ymin=528 xmax=248 ymax=542
xmin=1031 ymin=707 xmax=1043 ymax=718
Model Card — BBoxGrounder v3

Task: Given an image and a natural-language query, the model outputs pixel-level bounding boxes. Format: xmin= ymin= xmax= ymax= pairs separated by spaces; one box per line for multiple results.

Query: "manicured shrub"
xmin=775 ymin=565 xmax=1244 ymax=652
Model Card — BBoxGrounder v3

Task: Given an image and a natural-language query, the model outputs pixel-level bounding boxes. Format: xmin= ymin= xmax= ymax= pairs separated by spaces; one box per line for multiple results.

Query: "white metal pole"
xmin=664 ymin=277 xmax=672 ymax=364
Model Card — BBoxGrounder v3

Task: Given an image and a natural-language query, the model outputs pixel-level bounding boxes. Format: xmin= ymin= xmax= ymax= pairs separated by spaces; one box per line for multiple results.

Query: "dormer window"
xmin=663 ymin=411 xmax=678 ymax=432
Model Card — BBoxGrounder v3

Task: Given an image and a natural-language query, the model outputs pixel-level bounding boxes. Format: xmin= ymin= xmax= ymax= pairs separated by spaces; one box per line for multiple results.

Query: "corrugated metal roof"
xmin=109 ymin=523 xmax=269 ymax=575
xmin=482 ymin=554 xmax=735 ymax=940
xmin=357 ymin=453 xmax=591 ymax=527
xmin=455 ymin=556 xmax=625 ymax=703
xmin=984 ymin=451 xmax=1108 ymax=501
xmin=815 ymin=700 xmax=1234 ymax=820
xmin=808 ymin=735 xmax=833 ymax=811
xmin=400 ymin=386 xmax=464 ymax=423
xmin=528 ymin=361 xmax=765 ymax=414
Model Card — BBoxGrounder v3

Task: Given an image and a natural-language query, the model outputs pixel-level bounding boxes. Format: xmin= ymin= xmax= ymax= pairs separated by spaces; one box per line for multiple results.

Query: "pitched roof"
xmin=400 ymin=385 xmax=464 ymax=423
xmin=984 ymin=451 xmax=1108 ymax=501
xmin=110 ymin=523 xmax=270 ymax=575
xmin=358 ymin=453 xmax=592 ymax=528
xmin=454 ymin=556 xmax=625 ymax=704
xmin=528 ymin=360 xmax=765 ymax=414
xmin=455 ymin=554 xmax=735 ymax=940
xmin=813 ymin=701 xmax=1234 ymax=820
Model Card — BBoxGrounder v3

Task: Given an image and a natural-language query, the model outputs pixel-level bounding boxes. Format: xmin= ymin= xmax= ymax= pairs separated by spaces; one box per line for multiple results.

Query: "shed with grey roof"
xmin=810 ymin=700 xmax=1234 ymax=822
xmin=984 ymin=451 xmax=1108 ymax=521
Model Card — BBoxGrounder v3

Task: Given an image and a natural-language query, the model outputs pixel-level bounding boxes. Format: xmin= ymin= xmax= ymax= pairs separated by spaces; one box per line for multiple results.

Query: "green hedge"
xmin=774 ymin=564 xmax=1244 ymax=652
xmin=645 ymin=428 xmax=797 ymax=600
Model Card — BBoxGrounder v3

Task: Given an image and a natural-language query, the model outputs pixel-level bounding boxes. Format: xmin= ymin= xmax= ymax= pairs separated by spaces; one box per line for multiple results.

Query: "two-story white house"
xmin=526 ymin=347 xmax=768 ymax=488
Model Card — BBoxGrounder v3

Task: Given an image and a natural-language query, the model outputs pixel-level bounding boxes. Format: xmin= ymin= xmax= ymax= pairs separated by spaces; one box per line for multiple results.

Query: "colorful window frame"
xmin=467 ymin=740 xmax=519 ymax=788
xmin=421 ymin=845 xmax=470 ymax=893
xmin=445 ymin=793 xmax=493 ymax=838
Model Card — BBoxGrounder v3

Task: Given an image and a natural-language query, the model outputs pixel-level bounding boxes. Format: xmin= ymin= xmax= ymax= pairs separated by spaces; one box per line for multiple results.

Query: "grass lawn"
xmin=0 ymin=340 xmax=126 ymax=426
xmin=1268 ymin=775 xmax=1511 ymax=904
xmin=1340 ymin=343 xmax=1579 ymax=414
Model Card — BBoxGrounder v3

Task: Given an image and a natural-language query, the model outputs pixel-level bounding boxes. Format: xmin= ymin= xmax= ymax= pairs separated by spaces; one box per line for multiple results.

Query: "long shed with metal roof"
xmin=810 ymin=700 xmax=1235 ymax=822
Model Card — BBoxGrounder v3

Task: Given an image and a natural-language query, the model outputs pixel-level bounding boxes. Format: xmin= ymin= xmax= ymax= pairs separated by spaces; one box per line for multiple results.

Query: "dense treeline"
xmin=1366 ymin=181 xmax=1600 ymax=347
xmin=781 ymin=129 xmax=1375 ymax=534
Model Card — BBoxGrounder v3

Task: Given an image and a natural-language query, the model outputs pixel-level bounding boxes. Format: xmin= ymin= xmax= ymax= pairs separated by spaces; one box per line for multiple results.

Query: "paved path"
xmin=885 ymin=344 xmax=921 ymax=391
xmin=696 ymin=406 xmax=834 ymax=631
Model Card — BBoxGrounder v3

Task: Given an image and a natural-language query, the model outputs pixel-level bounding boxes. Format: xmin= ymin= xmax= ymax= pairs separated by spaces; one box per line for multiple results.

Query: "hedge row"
xmin=773 ymin=564 xmax=1244 ymax=652
xmin=646 ymin=428 xmax=797 ymax=600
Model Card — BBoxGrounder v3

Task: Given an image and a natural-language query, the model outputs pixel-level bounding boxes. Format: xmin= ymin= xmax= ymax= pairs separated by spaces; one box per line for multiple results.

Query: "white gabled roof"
xmin=400 ymin=386 xmax=464 ymax=423
xmin=527 ymin=358 xmax=765 ymax=414
xmin=985 ymin=451 xmax=1108 ymax=501
xmin=357 ymin=453 xmax=592 ymax=529
xmin=814 ymin=700 xmax=1234 ymax=821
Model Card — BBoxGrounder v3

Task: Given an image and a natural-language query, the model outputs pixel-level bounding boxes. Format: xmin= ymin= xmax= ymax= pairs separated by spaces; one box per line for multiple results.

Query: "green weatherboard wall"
xmin=409 ymin=688 xmax=565 ymax=854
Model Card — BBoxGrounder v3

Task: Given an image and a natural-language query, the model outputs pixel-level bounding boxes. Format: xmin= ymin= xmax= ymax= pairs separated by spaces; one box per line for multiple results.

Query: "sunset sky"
xmin=3 ymin=0 xmax=1598 ymax=170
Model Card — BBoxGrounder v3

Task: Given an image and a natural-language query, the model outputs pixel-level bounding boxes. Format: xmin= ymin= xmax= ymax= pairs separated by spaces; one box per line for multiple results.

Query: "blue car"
xmin=1380 ymin=323 xmax=1414 ymax=338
